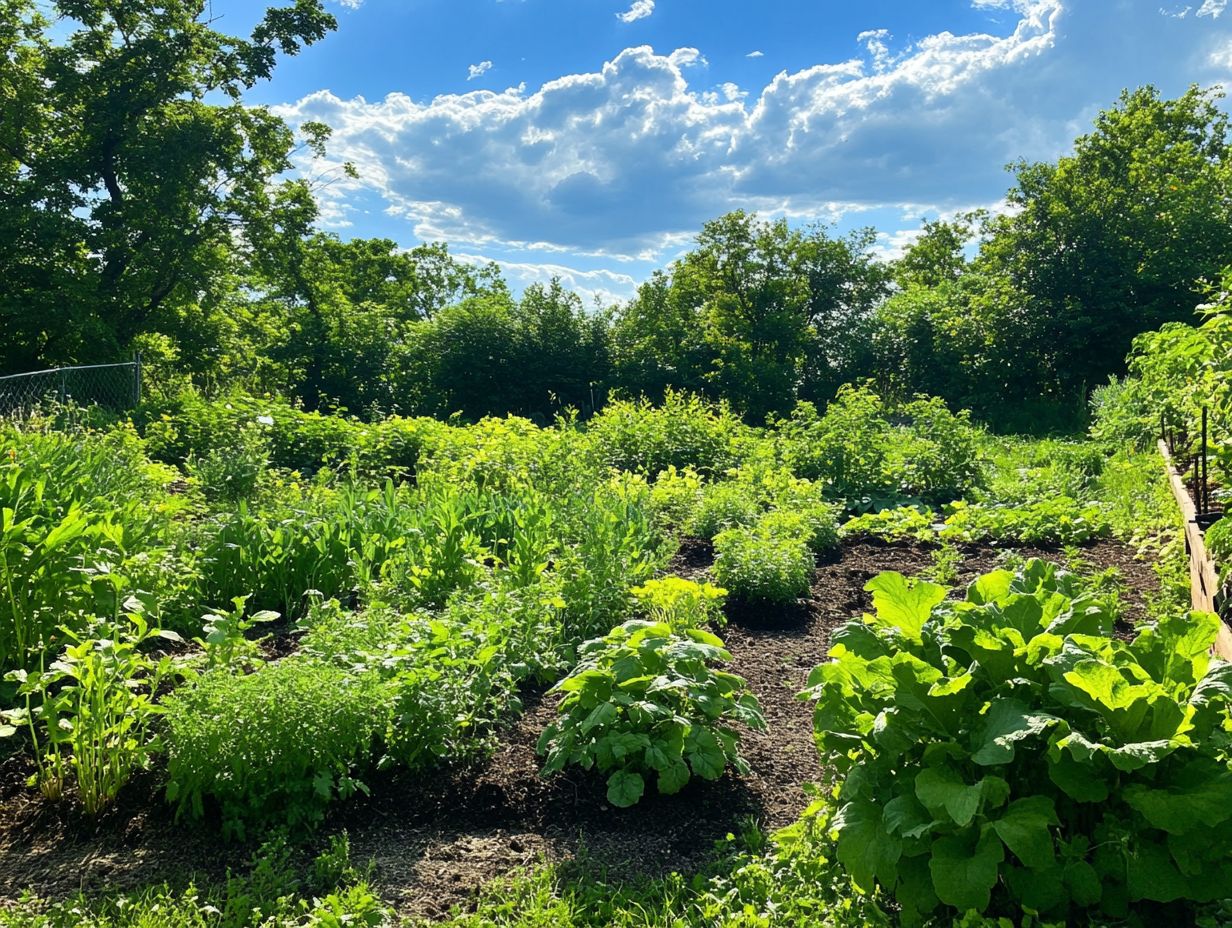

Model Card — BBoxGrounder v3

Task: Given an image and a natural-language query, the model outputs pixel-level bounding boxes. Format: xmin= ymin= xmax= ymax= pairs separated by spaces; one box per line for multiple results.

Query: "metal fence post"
xmin=134 ymin=352 xmax=143 ymax=406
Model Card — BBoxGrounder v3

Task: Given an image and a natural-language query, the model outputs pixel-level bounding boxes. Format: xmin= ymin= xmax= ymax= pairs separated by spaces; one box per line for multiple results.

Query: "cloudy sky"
xmin=211 ymin=0 xmax=1232 ymax=304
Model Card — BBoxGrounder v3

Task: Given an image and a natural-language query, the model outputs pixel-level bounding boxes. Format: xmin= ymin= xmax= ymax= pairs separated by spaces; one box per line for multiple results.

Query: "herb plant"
xmin=713 ymin=516 xmax=814 ymax=605
xmin=538 ymin=619 xmax=765 ymax=807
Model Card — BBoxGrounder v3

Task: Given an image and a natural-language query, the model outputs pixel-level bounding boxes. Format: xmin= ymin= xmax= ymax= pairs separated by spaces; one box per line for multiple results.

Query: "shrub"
xmin=538 ymin=620 xmax=765 ymax=807
xmin=163 ymin=658 xmax=391 ymax=837
xmin=186 ymin=422 xmax=271 ymax=504
xmin=688 ymin=481 xmax=761 ymax=540
xmin=587 ymin=390 xmax=749 ymax=478
xmin=804 ymin=560 xmax=1232 ymax=924
xmin=775 ymin=386 xmax=985 ymax=509
xmin=556 ymin=476 xmax=668 ymax=646
xmin=714 ymin=516 xmax=814 ymax=605
xmin=648 ymin=466 xmax=704 ymax=532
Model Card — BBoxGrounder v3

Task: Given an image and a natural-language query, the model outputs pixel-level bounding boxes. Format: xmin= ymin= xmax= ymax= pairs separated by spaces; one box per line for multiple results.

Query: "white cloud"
xmin=1200 ymin=0 xmax=1228 ymax=16
xmin=467 ymin=60 xmax=493 ymax=81
xmin=333 ymin=0 xmax=363 ymax=8
xmin=747 ymin=50 xmax=764 ymax=58
xmin=617 ymin=0 xmax=654 ymax=23
xmin=278 ymin=1 xmax=1232 ymax=273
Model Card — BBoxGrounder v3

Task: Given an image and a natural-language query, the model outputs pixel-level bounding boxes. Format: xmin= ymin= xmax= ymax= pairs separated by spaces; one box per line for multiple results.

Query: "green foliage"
xmin=3 ymin=600 xmax=179 ymax=814
xmin=647 ymin=465 xmax=704 ymax=532
xmin=804 ymin=559 xmax=1232 ymax=924
xmin=186 ymin=422 xmax=271 ymax=504
xmin=0 ymin=0 xmax=336 ymax=372
xmin=538 ymin=620 xmax=765 ymax=807
xmin=587 ymin=390 xmax=749 ymax=478
xmin=555 ymin=476 xmax=668 ymax=646
xmin=0 ymin=422 xmax=185 ymax=672
xmin=842 ymin=505 xmax=936 ymax=542
xmin=192 ymin=596 xmax=279 ymax=672
xmin=631 ymin=576 xmax=727 ymax=630
xmin=688 ymin=481 xmax=761 ymax=540
xmin=776 ymin=386 xmax=985 ymax=509
xmin=941 ymin=499 xmax=1112 ymax=546
xmin=714 ymin=514 xmax=815 ymax=605
xmin=163 ymin=657 xmax=390 ymax=838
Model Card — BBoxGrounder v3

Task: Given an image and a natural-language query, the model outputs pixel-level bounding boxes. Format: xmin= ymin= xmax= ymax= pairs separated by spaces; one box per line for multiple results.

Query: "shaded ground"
xmin=0 ymin=538 xmax=1164 ymax=919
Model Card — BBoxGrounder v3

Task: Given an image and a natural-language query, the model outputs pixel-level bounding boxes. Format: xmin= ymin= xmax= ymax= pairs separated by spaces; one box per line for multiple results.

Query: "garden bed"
xmin=0 ymin=537 xmax=1162 ymax=920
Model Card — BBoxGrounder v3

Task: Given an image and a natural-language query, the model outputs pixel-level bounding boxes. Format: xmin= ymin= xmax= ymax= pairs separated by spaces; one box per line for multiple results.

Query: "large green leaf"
xmin=992 ymin=795 xmax=1058 ymax=869
xmin=864 ymin=572 xmax=947 ymax=642
xmin=1123 ymin=756 xmax=1232 ymax=834
xmin=1130 ymin=612 xmax=1217 ymax=688
xmin=606 ymin=770 xmax=645 ymax=807
xmin=973 ymin=698 xmax=1061 ymax=766
xmin=835 ymin=799 xmax=903 ymax=892
xmin=657 ymin=760 xmax=690 ymax=795
xmin=915 ymin=766 xmax=983 ymax=827
xmin=1126 ymin=838 xmax=1190 ymax=903
xmin=929 ymin=827 xmax=1005 ymax=913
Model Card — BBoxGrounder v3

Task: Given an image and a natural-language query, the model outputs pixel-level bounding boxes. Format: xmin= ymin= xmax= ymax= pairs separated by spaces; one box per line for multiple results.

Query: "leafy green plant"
xmin=804 ymin=559 xmax=1232 ymax=924
xmin=193 ymin=595 xmax=280 ymax=671
xmin=775 ymin=386 xmax=985 ymax=509
xmin=587 ymin=390 xmax=750 ymax=478
xmin=2 ymin=597 xmax=180 ymax=814
xmin=631 ymin=576 xmax=727 ymax=629
xmin=941 ymin=498 xmax=1111 ymax=545
xmin=538 ymin=619 xmax=765 ymax=807
xmin=187 ymin=421 xmax=271 ymax=504
xmin=841 ymin=505 xmax=936 ymax=541
xmin=714 ymin=515 xmax=814 ymax=605
xmin=163 ymin=657 xmax=391 ymax=837
xmin=687 ymin=481 xmax=761 ymax=540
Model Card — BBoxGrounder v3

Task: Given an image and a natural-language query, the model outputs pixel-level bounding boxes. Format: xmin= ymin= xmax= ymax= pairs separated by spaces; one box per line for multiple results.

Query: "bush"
xmin=714 ymin=515 xmax=815 ymax=605
xmin=537 ymin=620 xmax=764 ymax=806
xmin=187 ymin=421 xmax=271 ymax=504
xmin=687 ymin=481 xmax=761 ymax=540
xmin=804 ymin=559 xmax=1232 ymax=924
xmin=648 ymin=466 xmax=704 ymax=532
xmin=775 ymin=386 xmax=985 ymax=509
xmin=163 ymin=658 xmax=391 ymax=837
xmin=587 ymin=390 xmax=749 ymax=478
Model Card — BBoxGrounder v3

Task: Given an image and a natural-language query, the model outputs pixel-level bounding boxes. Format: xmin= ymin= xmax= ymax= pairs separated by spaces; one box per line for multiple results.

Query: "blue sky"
xmin=209 ymin=0 xmax=1232 ymax=303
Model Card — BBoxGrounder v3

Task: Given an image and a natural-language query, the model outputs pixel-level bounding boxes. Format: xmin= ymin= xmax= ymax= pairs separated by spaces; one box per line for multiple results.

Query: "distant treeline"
xmin=4 ymin=1 xmax=1232 ymax=431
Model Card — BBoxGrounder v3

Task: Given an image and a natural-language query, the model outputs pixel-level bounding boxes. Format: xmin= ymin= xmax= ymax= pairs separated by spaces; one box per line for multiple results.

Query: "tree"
xmin=0 ymin=0 xmax=336 ymax=371
xmin=612 ymin=211 xmax=890 ymax=420
xmin=893 ymin=214 xmax=981 ymax=290
xmin=978 ymin=85 xmax=1232 ymax=397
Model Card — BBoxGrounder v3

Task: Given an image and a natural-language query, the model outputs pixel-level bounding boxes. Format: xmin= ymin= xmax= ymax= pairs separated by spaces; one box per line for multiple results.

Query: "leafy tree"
xmin=978 ymin=85 xmax=1232 ymax=397
xmin=893 ymin=213 xmax=981 ymax=290
xmin=0 ymin=0 xmax=336 ymax=371
xmin=612 ymin=212 xmax=890 ymax=420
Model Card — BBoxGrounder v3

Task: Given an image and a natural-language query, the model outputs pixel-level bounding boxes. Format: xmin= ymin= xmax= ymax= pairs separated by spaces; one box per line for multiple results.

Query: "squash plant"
xmin=803 ymin=560 xmax=1232 ymax=924
xmin=538 ymin=619 xmax=765 ymax=807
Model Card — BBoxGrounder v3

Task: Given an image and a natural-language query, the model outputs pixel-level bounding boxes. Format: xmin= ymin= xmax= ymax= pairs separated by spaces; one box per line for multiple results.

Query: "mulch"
xmin=0 ymin=537 xmax=1165 ymax=920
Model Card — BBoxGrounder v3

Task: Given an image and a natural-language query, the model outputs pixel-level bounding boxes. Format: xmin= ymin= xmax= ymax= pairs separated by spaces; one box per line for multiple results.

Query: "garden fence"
xmin=0 ymin=357 xmax=142 ymax=417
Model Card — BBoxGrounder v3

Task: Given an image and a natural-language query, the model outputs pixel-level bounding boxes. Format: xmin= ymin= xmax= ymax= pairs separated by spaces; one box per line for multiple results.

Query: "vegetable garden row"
xmin=2 ymin=300 xmax=1232 ymax=926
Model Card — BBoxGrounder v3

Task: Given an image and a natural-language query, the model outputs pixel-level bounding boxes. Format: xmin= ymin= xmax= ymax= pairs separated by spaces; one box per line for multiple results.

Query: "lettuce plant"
xmin=538 ymin=620 xmax=765 ymax=807
xmin=803 ymin=560 xmax=1232 ymax=924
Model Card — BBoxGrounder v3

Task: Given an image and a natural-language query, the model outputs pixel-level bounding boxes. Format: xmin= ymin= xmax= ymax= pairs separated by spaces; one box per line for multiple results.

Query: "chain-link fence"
xmin=0 ymin=357 xmax=142 ymax=417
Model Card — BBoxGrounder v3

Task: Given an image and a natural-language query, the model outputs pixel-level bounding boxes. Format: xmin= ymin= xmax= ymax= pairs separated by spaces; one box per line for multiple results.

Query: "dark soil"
xmin=0 ymin=538 xmax=1165 ymax=919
